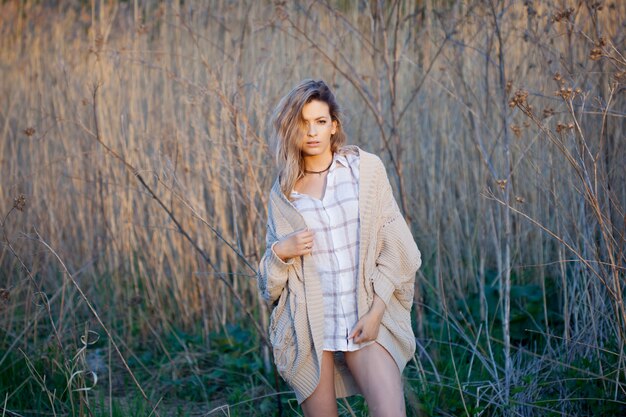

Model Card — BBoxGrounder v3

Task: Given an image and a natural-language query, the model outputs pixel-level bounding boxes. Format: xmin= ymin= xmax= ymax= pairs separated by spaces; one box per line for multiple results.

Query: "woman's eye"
xmin=318 ymin=120 xmax=326 ymax=124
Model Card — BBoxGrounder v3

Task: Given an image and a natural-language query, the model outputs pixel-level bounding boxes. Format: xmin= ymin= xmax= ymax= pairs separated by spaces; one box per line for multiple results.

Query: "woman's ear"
xmin=331 ymin=120 xmax=338 ymax=135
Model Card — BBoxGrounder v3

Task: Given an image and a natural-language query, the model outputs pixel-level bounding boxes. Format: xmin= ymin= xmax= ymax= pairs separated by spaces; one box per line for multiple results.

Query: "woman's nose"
xmin=307 ymin=125 xmax=316 ymax=136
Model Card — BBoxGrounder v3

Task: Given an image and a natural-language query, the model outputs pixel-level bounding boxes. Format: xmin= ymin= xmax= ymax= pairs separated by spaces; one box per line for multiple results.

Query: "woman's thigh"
xmin=344 ymin=342 xmax=406 ymax=417
xmin=300 ymin=350 xmax=338 ymax=417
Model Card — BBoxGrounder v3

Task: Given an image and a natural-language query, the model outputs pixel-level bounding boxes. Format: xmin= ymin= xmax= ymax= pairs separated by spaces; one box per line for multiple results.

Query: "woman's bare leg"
xmin=301 ymin=350 xmax=338 ymax=417
xmin=344 ymin=342 xmax=406 ymax=417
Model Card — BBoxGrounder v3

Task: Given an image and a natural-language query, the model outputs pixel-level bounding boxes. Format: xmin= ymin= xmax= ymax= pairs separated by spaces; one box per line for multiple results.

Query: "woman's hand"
xmin=348 ymin=294 xmax=386 ymax=344
xmin=272 ymin=228 xmax=315 ymax=262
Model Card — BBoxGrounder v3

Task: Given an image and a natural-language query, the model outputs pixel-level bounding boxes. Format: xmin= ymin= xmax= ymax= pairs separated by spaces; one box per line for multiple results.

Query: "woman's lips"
xmin=306 ymin=141 xmax=320 ymax=146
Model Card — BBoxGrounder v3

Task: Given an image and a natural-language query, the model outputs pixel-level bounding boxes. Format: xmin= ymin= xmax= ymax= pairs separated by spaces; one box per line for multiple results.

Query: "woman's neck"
xmin=303 ymin=150 xmax=333 ymax=172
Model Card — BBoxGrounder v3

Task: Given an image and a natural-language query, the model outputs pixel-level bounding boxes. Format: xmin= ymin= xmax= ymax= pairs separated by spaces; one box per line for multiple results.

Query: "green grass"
xmin=2 ymin=286 xmax=624 ymax=416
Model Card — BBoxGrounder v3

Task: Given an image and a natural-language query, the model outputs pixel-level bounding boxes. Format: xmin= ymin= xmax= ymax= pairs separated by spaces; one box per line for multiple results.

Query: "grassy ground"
xmin=2 ymin=288 xmax=624 ymax=416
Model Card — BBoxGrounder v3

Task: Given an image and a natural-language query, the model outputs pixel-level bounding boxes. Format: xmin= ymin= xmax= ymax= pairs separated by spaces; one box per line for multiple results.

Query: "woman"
xmin=258 ymin=79 xmax=421 ymax=416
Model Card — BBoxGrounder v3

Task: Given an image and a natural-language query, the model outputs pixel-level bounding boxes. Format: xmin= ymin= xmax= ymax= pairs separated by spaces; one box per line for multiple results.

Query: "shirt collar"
xmin=331 ymin=151 xmax=349 ymax=171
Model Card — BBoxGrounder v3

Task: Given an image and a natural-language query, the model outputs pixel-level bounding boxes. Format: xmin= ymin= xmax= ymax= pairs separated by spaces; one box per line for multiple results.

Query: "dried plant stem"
xmin=30 ymin=228 xmax=159 ymax=416
xmin=86 ymin=81 xmax=269 ymax=346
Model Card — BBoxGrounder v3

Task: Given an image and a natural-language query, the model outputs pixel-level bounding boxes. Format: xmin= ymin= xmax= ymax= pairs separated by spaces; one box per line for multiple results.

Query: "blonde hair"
xmin=270 ymin=79 xmax=347 ymax=199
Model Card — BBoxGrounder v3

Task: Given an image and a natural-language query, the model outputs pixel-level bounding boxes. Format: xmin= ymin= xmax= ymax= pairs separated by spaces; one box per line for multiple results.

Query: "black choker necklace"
xmin=304 ymin=158 xmax=333 ymax=175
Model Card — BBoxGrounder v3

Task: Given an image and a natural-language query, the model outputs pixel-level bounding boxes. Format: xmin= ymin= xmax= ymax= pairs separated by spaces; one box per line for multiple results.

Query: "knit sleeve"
xmin=258 ymin=209 xmax=294 ymax=305
xmin=370 ymin=161 xmax=421 ymax=309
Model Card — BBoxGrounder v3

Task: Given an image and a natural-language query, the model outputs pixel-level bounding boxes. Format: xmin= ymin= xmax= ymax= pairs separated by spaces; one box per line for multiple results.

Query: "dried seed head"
xmin=509 ymin=89 xmax=529 ymax=108
xmin=543 ymin=108 xmax=555 ymax=118
xmin=515 ymin=196 xmax=525 ymax=203
xmin=511 ymin=124 xmax=522 ymax=138
xmin=23 ymin=127 xmax=36 ymax=137
xmin=496 ymin=179 xmax=508 ymax=190
xmin=275 ymin=5 xmax=289 ymax=21
xmin=589 ymin=48 xmax=603 ymax=61
xmin=506 ymin=80 xmax=513 ymax=95
xmin=556 ymin=87 xmax=574 ymax=100
xmin=556 ymin=122 xmax=575 ymax=134
xmin=551 ymin=7 xmax=574 ymax=22
xmin=13 ymin=194 xmax=26 ymax=211
xmin=553 ymin=72 xmax=562 ymax=82
xmin=590 ymin=2 xmax=604 ymax=11
xmin=136 ymin=23 xmax=149 ymax=35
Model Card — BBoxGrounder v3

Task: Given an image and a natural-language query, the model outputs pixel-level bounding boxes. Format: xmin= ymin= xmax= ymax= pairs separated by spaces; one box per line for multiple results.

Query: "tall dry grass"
xmin=0 ymin=0 xmax=624 ymax=415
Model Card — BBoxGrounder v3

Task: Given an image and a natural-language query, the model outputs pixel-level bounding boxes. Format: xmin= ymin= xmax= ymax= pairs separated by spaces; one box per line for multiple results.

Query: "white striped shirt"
xmin=291 ymin=149 xmax=374 ymax=351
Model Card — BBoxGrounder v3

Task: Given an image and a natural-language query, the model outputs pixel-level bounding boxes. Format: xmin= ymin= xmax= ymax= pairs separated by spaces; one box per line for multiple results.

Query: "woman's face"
xmin=299 ymin=99 xmax=337 ymax=158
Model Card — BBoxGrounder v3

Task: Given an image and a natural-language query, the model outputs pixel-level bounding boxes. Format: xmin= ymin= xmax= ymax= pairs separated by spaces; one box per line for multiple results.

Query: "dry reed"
xmin=0 ymin=0 xmax=624 ymax=415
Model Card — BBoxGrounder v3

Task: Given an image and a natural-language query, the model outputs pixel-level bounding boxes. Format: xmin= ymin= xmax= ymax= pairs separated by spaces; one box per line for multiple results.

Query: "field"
xmin=1 ymin=0 xmax=625 ymax=415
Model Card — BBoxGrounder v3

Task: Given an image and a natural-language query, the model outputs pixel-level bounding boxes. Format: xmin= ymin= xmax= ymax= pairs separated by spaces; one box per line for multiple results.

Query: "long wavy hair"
xmin=270 ymin=79 xmax=347 ymax=199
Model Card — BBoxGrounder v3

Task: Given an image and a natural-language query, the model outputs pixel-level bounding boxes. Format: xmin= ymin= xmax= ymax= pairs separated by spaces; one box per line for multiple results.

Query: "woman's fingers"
xmin=273 ymin=229 xmax=316 ymax=260
xmin=294 ymin=229 xmax=315 ymax=255
xmin=349 ymin=320 xmax=365 ymax=342
xmin=349 ymin=314 xmax=381 ymax=344
xmin=298 ymin=230 xmax=315 ymax=242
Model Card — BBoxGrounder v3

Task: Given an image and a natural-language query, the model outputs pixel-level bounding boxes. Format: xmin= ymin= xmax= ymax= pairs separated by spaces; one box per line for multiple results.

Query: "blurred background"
xmin=1 ymin=0 xmax=624 ymax=415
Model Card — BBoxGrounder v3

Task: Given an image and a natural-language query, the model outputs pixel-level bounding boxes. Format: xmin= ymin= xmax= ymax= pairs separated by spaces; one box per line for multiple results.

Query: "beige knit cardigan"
xmin=258 ymin=145 xmax=421 ymax=404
